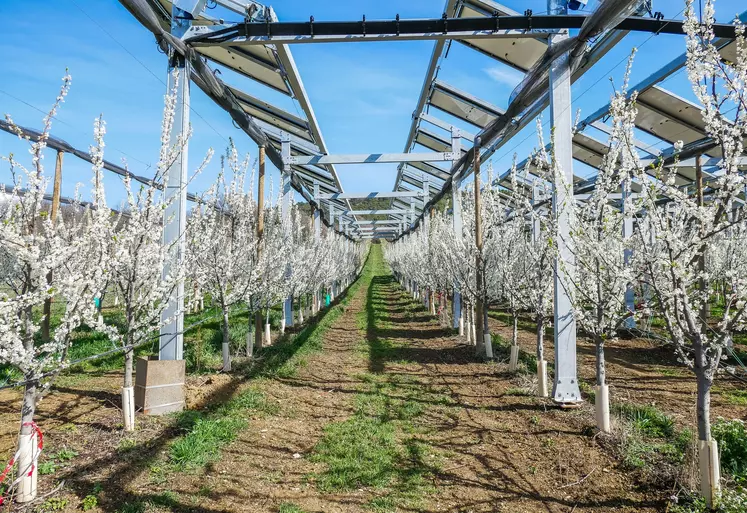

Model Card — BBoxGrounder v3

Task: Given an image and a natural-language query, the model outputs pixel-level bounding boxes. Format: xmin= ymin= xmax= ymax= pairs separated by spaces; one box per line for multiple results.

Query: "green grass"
xmin=310 ymin=246 xmax=441 ymax=512
xmin=614 ymin=403 xmax=676 ymax=438
xmin=671 ymin=487 xmax=747 ymax=513
xmin=489 ymin=332 xmax=538 ymax=372
xmin=169 ymin=387 xmax=278 ymax=469
xmin=720 ymin=388 xmax=747 ymax=406
xmin=504 ymin=386 xmax=533 ymax=397
xmin=312 ymin=416 xmax=399 ymax=491
xmin=165 ymin=254 xmax=371 ymax=471
xmin=278 ymin=503 xmax=308 ymax=513
xmin=712 ymin=418 xmax=747 ymax=483
xmin=613 ymin=402 xmax=692 ymax=475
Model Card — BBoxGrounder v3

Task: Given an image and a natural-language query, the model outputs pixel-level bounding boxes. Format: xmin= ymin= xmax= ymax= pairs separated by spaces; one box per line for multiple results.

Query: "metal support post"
xmin=549 ymin=0 xmax=581 ymax=404
xmin=159 ymin=4 xmax=192 ymax=362
xmin=281 ymin=133 xmax=293 ymax=327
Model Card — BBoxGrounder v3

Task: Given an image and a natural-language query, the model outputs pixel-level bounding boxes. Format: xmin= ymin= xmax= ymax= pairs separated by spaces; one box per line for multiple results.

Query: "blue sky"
xmin=1 ymin=0 xmax=745 ymax=207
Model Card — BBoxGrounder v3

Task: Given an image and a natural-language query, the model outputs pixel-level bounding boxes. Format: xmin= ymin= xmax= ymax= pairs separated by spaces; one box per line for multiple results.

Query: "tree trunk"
xmin=695 ymin=346 xmax=721 ymax=507
xmin=246 ymin=310 xmax=254 ymax=359
xmin=509 ymin=312 xmax=519 ymax=372
xmin=483 ymin=306 xmax=493 ymax=359
xmin=222 ymin=309 xmax=231 ymax=372
xmin=695 ymin=349 xmax=712 ymax=443
xmin=595 ymin=335 xmax=606 ymax=387
xmin=537 ymin=314 xmax=548 ymax=397
xmin=536 ymin=314 xmax=545 ymax=362
xmin=122 ymin=344 xmax=135 ymax=431
xmin=594 ymin=334 xmax=610 ymax=433
xmin=255 ymin=310 xmax=264 ymax=350
xmin=17 ymin=379 xmax=39 ymax=502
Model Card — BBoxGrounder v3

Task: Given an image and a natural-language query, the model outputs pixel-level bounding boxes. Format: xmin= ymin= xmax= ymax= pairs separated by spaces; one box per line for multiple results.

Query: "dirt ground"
xmin=484 ymin=314 xmax=747 ymax=430
xmin=1 ymin=251 xmax=745 ymax=512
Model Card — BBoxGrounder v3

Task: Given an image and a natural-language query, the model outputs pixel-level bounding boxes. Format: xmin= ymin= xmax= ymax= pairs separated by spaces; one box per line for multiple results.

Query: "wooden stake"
xmin=42 ymin=150 xmax=63 ymax=343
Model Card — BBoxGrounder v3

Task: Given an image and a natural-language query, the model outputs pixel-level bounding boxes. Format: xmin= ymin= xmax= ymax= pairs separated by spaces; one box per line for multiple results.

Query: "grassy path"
xmin=164 ymin=245 xmax=661 ymax=513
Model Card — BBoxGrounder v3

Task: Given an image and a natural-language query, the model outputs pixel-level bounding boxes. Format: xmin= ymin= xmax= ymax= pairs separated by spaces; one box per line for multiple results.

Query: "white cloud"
xmin=483 ymin=66 xmax=524 ymax=88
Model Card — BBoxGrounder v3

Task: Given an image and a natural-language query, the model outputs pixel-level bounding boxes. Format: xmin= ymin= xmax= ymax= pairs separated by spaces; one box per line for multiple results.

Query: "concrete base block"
xmin=135 ymin=357 xmax=185 ymax=415
xmin=699 ymin=439 xmax=721 ymax=508
xmin=595 ymin=385 xmax=610 ymax=433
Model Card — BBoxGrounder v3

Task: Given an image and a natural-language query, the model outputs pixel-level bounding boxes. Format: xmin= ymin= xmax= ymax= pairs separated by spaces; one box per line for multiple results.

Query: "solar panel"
xmin=228 ymin=86 xmax=313 ymax=142
xmin=635 ymin=85 xmax=719 ymax=157
xmin=407 ymin=161 xmax=450 ymax=182
xmin=429 ymin=80 xmax=504 ymax=128
xmin=197 ymin=45 xmax=290 ymax=95
xmin=455 ymin=0 xmax=548 ymax=71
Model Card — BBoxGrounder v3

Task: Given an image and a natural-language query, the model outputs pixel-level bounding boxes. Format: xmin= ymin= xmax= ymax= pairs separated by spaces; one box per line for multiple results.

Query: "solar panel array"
xmin=146 ymin=0 xmax=355 ymax=232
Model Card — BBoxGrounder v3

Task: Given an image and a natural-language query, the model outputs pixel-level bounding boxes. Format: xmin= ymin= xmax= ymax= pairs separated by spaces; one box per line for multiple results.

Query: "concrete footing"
xmin=135 ymin=357 xmax=185 ymax=415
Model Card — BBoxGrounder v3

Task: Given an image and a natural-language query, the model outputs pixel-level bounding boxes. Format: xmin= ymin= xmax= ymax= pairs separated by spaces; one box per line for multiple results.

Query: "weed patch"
xmin=712 ymin=418 xmax=747 ymax=483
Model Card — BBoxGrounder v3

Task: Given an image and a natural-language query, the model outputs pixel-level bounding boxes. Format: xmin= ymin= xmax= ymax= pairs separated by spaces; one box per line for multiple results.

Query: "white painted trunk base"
xmin=465 ymin=320 xmax=472 ymax=344
xmin=246 ymin=329 xmax=253 ymax=357
xmin=264 ymin=323 xmax=272 ymax=346
xmin=483 ymin=334 xmax=493 ymax=359
xmin=122 ymin=386 xmax=135 ymax=432
xmin=222 ymin=342 xmax=231 ymax=372
xmin=299 ymin=309 xmax=304 ymax=324
xmin=699 ymin=439 xmax=721 ymax=508
xmin=459 ymin=317 xmax=464 ymax=337
xmin=470 ymin=322 xmax=477 ymax=346
xmin=537 ymin=360 xmax=549 ymax=398
xmin=595 ymin=385 xmax=610 ymax=433
xmin=509 ymin=345 xmax=520 ymax=372
xmin=16 ymin=431 xmax=39 ymax=503
xmin=280 ymin=318 xmax=286 ymax=335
